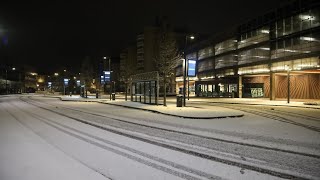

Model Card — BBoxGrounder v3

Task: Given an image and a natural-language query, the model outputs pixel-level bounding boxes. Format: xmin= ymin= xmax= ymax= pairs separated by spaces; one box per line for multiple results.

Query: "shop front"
xmin=196 ymin=77 xmax=238 ymax=98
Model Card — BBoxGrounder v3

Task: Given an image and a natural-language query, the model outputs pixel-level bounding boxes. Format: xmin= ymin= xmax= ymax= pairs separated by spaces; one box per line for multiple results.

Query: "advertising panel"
xmin=104 ymin=71 xmax=111 ymax=82
xmin=187 ymin=60 xmax=196 ymax=77
xmin=63 ymin=79 xmax=69 ymax=86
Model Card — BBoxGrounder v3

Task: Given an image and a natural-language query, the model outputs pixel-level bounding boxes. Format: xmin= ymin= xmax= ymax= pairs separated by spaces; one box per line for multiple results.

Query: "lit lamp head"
xmin=190 ymin=35 xmax=195 ymax=40
xmin=12 ymin=67 xmax=16 ymax=71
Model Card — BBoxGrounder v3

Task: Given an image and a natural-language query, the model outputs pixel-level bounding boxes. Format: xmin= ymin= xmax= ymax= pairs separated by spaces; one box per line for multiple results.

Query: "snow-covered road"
xmin=1 ymin=95 xmax=319 ymax=180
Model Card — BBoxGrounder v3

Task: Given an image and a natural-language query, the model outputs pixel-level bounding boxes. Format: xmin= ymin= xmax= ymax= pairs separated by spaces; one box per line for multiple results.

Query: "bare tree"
xmin=121 ymin=64 xmax=134 ymax=101
xmin=80 ymin=56 xmax=94 ymax=98
xmin=154 ymin=32 xmax=182 ymax=106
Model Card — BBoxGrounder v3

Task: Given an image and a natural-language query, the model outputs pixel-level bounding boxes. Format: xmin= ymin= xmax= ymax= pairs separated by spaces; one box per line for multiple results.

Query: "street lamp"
xmin=285 ymin=65 xmax=291 ymax=104
xmin=103 ymin=56 xmax=112 ymax=100
xmin=183 ymin=35 xmax=195 ymax=106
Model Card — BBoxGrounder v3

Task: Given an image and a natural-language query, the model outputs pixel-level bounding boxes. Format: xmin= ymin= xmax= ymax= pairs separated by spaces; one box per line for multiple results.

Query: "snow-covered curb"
xmin=60 ymin=97 xmax=244 ymax=119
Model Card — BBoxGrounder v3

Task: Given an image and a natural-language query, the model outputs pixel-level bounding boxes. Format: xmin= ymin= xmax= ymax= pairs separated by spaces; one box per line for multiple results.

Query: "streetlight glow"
xmin=103 ymin=56 xmax=107 ymax=59
xmin=54 ymin=73 xmax=59 ymax=76
xmin=12 ymin=67 xmax=16 ymax=71
xmin=190 ymin=35 xmax=195 ymax=40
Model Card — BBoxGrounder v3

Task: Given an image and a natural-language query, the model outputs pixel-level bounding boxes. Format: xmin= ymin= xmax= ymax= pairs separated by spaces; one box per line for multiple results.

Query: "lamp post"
xmin=5 ymin=69 xmax=8 ymax=94
xmin=5 ymin=67 xmax=16 ymax=94
xmin=285 ymin=65 xmax=291 ymax=104
xmin=103 ymin=56 xmax=112 ymax=100
xmin=183 ymin=35 xmax=195 ymax=106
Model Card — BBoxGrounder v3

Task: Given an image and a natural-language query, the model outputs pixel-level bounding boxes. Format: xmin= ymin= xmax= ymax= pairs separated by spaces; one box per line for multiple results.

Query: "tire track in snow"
xmin=18 ymin=96 xmax=316 ymax=179
xmin=11 ymin=99 xmax=222 ymax=180
xmin=191 ymin=101 xmax=320 ymax=133
xmin=27 ymin=96 xmax=320 ymax=159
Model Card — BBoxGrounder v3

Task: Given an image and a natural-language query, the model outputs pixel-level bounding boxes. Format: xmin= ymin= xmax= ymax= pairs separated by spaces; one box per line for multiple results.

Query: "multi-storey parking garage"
xmin=176 ymin=0 xmax=320 ymax=100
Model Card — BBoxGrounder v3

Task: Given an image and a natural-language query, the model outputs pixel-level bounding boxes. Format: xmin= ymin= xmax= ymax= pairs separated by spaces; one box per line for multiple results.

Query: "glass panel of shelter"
xmin=132 ymin=81 xmax=157 ymax=104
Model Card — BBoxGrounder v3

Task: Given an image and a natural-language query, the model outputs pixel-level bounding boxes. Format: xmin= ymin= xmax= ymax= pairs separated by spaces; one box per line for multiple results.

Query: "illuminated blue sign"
xmin=76 ymin=80 xmax=81 ymax=87
xmin=64 ymin=79 xmax=69 ymax=86
xmin=100 ymin=75 xmax=105 ymax=84
xmin=187 ymin=60 xmax=196 ymax=77
xmin=103 ymin=71 xmax=111 ymax=82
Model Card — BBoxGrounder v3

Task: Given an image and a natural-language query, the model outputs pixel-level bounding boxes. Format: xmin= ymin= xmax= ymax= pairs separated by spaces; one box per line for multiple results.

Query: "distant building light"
xmin=261 ymin=30 xmax=269 ymax=34
xmin=12 ymin=67 xmax=16 ymax=70
xmin=54 ymin=73 xmax=59 ymax=76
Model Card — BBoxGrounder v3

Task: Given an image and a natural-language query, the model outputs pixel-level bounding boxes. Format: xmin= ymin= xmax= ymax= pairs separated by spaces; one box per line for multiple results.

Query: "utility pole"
xmin=5 ymin=69 xmax=8 ymax=94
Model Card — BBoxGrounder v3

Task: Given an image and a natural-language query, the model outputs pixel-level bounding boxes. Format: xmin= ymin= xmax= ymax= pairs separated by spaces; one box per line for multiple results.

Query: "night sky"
xmin=1 ymin=0 xmax=282 ymax=74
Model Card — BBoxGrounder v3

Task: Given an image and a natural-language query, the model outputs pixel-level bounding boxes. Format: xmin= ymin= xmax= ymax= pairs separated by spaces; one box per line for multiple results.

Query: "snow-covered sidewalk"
xmin=60 ymin=96 xmax=244 ymax=119
xmin=181 ymin=97 xmax=320 ymax=109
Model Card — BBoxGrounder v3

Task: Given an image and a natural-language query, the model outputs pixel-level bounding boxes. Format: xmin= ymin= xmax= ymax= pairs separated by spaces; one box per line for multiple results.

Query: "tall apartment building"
xmin=136 ymin=27 xmax=160 ymax=73
xmin=119 ymin=45 xmax=137 ymax=91
xmin=177 ymin=0 xmax=320 ymax=100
